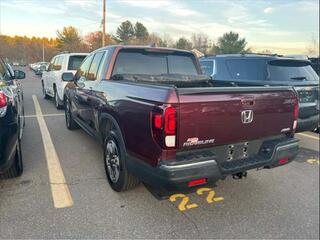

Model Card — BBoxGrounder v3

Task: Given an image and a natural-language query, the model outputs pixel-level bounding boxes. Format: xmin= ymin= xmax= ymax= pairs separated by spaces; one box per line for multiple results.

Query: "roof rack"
xmin=201 ymin=53 xmax=284 ymax=58
xmin=242 ymin=52 xmax=283 ymax=57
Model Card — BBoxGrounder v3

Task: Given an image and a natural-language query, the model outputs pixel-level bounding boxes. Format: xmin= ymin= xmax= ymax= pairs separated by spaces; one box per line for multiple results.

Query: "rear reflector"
xmin=278 ymin=158 xmax=289 ymax=165
xmin=293 ymin=120 xmax=297 ymax=130
xmin=188 ymin=178 xmax=207 ymax=187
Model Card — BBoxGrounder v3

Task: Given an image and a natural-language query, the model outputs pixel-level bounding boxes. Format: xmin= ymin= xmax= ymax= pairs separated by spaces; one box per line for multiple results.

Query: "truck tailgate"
xmin=177 ymin=87 xmax=297 ymax=149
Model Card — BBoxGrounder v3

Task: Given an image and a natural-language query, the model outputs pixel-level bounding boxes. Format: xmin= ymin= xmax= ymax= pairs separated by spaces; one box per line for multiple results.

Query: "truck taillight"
xmin=0 ymin=92 xmax=7 ymax=108
xmin=293 ymin=98 xmax=299 ymax=131
xmin=152 ymin=106 xmax=177 ymax=148
xmin=164 ymin=107 xmax=176 ymax=135
xmin=293 ymin=100 xmax=299 ymax=120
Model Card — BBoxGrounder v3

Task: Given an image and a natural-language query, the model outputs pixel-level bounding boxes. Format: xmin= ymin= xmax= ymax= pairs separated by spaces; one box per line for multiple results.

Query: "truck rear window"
xmin=68 ymin=55 xmax=87 ymax=71
xmin=112 ymin=49 xmax=198 ymax=77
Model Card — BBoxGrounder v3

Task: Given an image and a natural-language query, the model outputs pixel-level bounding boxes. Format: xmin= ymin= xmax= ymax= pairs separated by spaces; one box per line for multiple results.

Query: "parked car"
xmin=30 ymin=62 xmax=47 ymax=72
xmin=35 ymin=62 xmax=49 ymax=76
xmin=0 ymin=57 xmax=26 ymax=178
xmin=199 ymin=54 xmax=319 ymax=132
xmin=62 ymin=46 xmax=299 ymax=192
xmin=309 ymin=57 xmax=320 ymax=75
xmin=42 ymin=52 xmax=88 ymax=109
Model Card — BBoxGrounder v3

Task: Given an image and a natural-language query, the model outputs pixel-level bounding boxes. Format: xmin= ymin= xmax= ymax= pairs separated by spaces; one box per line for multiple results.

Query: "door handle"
xmin=241 ymin=98 xmax=255 ymax=106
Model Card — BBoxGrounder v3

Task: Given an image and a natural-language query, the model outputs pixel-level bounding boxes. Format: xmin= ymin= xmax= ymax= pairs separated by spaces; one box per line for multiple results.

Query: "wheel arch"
xmin=99 ymin=113 xmax=126 ymax=153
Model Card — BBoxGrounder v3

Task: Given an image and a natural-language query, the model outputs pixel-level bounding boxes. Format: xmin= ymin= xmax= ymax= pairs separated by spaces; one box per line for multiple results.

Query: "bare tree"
xmin=306 ymin=33 xmax=320 ymax=56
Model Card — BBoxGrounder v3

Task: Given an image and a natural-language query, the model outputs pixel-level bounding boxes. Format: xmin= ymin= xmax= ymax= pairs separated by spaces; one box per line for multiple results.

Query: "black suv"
xmin=0 ymin=58 xmax=25 ymax=178
xmin=199 ymin=54 xmax=319 ymax=132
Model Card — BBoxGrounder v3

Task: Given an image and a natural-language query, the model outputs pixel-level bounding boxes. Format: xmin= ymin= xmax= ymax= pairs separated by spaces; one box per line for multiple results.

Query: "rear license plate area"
xmin=227 ymin=142 xmax=249 ymax=161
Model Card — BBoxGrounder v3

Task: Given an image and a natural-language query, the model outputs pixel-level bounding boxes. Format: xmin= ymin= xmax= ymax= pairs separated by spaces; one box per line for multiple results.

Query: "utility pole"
xmin=42 ymin=40 xmax=45 ymax=62
xmin=102 ymin=0 xmax=106 ymax=47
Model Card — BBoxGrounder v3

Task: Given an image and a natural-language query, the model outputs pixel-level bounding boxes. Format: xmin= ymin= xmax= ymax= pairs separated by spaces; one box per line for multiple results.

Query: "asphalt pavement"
xmin=0 ymin=68 xmax=319 ymax=239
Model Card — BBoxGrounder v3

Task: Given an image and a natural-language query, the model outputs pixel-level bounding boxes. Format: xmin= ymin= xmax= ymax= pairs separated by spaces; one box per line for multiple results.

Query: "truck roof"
xmin=93 ymin=45 xmax=194 ymax=55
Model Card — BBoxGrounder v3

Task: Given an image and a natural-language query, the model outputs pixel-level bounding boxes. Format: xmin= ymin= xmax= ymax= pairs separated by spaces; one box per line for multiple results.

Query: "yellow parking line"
xmin=32 ymin=95 xmax=73 ymax=209
xmin=297 ymin=133 xmax=320 ymax=141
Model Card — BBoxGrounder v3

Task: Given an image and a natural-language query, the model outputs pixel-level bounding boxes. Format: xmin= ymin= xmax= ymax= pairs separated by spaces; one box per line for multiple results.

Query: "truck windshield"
xmin=112 ymin=49 xmax=198 ymax=77
xmin=68 ymin=55 xmax=87 ymax=71
xmin=267 ymin=60 xmax=319 ymax=81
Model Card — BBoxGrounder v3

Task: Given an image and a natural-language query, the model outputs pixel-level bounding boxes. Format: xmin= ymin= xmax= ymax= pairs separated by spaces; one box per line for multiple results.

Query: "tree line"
xmin=0 ymin=20 xmax=251 ymax=63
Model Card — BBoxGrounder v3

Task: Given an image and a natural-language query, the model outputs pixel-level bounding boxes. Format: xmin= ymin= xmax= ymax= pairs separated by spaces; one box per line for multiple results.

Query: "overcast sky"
xmin=0 ymin=0 xmax=319 ymax=54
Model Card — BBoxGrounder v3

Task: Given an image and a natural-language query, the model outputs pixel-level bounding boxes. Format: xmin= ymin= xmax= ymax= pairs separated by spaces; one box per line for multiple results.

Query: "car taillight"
xmin=0 ymin=92 xmax=8 ymax=117
xmin=0 ymin=92 xmax=7 ymax=108
xmin=152 ymin=106 xmax=177 ymax=148
xmin=293 ymin=98 xmax=299 ymax=131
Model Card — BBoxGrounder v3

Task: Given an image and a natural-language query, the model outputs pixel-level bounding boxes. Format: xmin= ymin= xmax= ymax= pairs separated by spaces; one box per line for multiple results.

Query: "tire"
xmin=0 ymin=139 xmax=23 ymax=179
xmin=65 ymin=98 xmax=79 ymax=130
xmin=42 ymin=82 xmax=50 ymax=99
xmin=54 ymin=88 xmax=63 ymax=110
xmin=104 ymin=128 xmax=140 ymax=192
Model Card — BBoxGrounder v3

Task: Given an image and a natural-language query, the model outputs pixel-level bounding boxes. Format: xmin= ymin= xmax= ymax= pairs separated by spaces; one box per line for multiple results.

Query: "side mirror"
xmin=62 ymin=72 xmax=74 ymax=82
xmin=14 ymin=70 xmax=26 ymax=79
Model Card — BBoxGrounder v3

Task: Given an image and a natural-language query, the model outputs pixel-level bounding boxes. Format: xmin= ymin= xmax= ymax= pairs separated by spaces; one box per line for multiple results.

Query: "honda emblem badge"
xmin=241 ymin=110 xmax=253 ymax=124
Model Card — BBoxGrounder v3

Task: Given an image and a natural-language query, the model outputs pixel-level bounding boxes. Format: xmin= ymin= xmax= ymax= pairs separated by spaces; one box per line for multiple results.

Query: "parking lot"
xmin=0 ymin=68 xmax=319 ymax=239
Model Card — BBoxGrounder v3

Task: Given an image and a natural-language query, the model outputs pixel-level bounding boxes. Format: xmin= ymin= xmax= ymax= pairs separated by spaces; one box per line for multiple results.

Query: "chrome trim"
xmin=280 ymin=128 xmax=291 ymax=133
xmin=160 ymin=159 xmax=217 ymax=171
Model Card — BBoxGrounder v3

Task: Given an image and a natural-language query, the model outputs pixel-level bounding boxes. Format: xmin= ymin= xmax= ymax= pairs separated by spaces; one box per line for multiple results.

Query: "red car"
xmin=62 ymin=46 xmax=300 ymax=192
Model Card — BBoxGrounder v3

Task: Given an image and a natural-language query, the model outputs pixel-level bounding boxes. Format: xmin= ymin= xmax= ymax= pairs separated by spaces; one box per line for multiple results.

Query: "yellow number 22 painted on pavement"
xmin=196 ymin=187 xmax=224 ymax=203
xmin=169 ymin=194 xmax=198 ymax=211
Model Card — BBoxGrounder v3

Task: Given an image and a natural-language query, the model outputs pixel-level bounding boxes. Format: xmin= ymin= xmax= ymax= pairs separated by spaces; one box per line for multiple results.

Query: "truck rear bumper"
xmin=127 ymin=137 xmax=299 ymax=191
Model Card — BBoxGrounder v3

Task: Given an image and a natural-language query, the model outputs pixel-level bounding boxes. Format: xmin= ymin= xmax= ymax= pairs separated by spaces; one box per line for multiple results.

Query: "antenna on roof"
xmin=149 ymin=43 xmax=157 ymax=47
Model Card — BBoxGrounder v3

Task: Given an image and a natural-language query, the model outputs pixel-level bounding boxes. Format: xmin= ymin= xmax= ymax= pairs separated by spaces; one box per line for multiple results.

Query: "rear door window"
xmin=68 ymin=55 xmax=87 ymax=71
xmin=226 ymin=59 xmax=268 ymax=80
xmin=48 ymin=57 xmax=56 ymax=71
xmin=200 ymin=61 xmax=214 ymax=75
xmin=53 ymin=56 xmax=63 ymax=71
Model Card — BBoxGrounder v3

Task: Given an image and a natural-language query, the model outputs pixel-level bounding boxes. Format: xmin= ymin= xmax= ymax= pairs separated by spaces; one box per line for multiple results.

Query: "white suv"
xmin=42 ymin=52 xmax=88 ymax=109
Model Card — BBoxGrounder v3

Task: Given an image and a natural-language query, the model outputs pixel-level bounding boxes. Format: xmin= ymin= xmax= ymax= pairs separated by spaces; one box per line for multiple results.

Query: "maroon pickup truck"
xmin=62 ymin=46 xmax=299 ymax=192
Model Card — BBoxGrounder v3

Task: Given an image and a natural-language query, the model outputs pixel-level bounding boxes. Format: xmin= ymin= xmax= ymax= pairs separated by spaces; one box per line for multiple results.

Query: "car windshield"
xmin=200 ymin=61 xmax=214 ymax=75
xmin=267 ymin=60 xmax=319 ymax=81
xmin=225 ymin=58 xmax=268 ymax=80
xmin=112 ymin=49 xmax=198 ymax=77
xmin=68 ymin=55 xmax=87 ymax=70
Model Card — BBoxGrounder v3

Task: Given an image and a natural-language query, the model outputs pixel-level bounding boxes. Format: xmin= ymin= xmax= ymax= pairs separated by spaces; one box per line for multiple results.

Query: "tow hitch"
xmin=232 ymin=172 xmax=247 ymax=179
